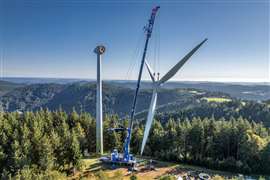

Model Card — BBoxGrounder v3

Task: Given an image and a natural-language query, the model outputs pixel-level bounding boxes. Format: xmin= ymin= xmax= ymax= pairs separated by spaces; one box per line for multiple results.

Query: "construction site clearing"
xmin=70 ymin=156 xmax=252 ymax=180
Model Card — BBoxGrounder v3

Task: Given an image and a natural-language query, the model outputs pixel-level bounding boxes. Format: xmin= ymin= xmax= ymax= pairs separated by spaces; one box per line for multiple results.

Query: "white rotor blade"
xmin=145 ymin=60 xmax=155 ymax=82
xmin=140 ymin=88 xmax=157 ymax=155
xmin=159 ymin=38 xmax=207 ymax=85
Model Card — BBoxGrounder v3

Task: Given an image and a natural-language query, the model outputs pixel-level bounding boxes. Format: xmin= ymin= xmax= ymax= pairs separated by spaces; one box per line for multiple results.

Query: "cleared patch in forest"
xmin=202 ymin=97 xmax=232 ymax=103
xmin=70 ymin=157 xmax=243 ymax=180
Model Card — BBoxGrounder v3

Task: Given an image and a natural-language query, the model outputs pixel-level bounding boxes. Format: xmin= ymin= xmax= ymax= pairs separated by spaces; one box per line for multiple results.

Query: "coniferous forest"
xmin=0 ymin=109 xmax=269 ymax=178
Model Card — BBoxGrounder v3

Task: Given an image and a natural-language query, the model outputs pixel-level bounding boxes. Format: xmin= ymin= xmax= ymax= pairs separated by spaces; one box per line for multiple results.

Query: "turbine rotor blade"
xmin=140 ymin=89 xmax=158 ymax=155
xmin=159 ymin=38 xmax=207 ymax=85
xmin=145 ymin=60 xmax=156 ymax=82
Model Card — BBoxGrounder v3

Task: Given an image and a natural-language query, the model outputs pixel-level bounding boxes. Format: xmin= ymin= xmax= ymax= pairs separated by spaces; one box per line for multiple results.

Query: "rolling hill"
xmin=0 ymin=80 xmax=23 ymax=96
xmin=1 ymin=82 xmax=213 ymax=116
xmin=2 ymin=78 xmax=269 ymax=100
xmin=1 ymin=80 xmax=270 ymax=127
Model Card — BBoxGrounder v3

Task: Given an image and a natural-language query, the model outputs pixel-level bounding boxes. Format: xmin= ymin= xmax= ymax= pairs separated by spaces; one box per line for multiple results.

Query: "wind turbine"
xmin=140 ymin=38 xmax=208 ymax=155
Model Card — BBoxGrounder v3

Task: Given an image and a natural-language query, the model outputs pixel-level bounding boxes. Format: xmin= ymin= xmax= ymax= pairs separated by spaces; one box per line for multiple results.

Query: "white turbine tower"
xmin=140 ymin=38 xmax=208 ymax=155
xmin=94 ymin=45 xmax=106 ymax=155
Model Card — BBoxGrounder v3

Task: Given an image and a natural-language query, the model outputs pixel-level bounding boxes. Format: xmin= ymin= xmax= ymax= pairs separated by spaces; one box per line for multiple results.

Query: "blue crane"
xmin=101 ymin=6 xmax=160 ymax=166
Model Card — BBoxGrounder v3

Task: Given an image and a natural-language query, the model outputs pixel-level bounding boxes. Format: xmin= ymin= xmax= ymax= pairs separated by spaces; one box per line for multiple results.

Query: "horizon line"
xmin=1 ymin=76 xmax=269 ymax=84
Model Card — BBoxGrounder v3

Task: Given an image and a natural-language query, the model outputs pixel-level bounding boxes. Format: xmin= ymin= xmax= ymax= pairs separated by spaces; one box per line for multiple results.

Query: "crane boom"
xmin=124 ymin=6 xmax=160 ymax=159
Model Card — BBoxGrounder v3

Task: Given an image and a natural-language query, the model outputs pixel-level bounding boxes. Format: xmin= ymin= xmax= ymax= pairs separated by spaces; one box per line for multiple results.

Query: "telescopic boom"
xmin=123 ymin=6 xmax=160 ymax=159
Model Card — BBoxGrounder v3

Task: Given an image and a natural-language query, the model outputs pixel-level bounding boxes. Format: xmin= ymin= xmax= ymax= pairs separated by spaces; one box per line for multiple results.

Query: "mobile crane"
xmin=100 ymin=6 xmax=160 ymax=166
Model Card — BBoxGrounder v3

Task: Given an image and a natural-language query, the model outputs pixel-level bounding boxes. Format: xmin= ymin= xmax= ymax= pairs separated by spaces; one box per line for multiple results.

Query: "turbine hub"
xmin=94 ymin=45 xmax=106 ymax=55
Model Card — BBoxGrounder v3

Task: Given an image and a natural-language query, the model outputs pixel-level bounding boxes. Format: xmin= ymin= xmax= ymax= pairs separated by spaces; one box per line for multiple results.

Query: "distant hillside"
xmin=0 ymin=82 xmax=204 ymax=116
xmin=2 ymin=78 xmax=269 ymax=100
xmin=1 ymin=82 xmax=229 ymax=115
xmin=1 ymin=83 xmax=65 ymax=111
xmin=110 ymin=81 xmax=270 ymax=101
xmin=2 ymin=77 xmax=87 ymax=84
xmin=0 ymin=80 xmax=23 ymax=96
xmin=1 ymin=81 xmax=270 ymax=127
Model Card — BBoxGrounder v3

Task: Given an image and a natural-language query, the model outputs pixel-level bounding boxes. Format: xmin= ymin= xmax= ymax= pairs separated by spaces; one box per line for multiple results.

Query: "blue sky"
xmin=1 ymin=0 xmax=269 ymax=82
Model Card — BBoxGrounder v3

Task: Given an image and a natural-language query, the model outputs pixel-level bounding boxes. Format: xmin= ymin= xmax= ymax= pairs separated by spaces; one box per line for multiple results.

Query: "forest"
xmin=0 ymin=109 xmax=269 ymax=178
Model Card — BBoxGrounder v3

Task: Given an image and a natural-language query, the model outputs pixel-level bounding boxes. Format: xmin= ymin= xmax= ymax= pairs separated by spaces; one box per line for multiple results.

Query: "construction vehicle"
xmin=100 ymin=6 xmax=160 ymax=167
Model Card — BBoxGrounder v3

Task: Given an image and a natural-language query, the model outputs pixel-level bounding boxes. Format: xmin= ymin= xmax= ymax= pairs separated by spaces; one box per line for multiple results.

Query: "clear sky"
xmin=1 ymin=0 xmax=269 ymax=82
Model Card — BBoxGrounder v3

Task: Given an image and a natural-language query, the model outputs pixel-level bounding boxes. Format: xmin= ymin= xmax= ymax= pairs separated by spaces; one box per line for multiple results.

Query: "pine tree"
xmin=68 ymin=130 xmax=82 ymax=171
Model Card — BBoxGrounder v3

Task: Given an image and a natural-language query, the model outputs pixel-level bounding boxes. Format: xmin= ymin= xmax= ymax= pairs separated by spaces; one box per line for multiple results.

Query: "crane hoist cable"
xmin=125 ymin=31 xmax=144 ymax=81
